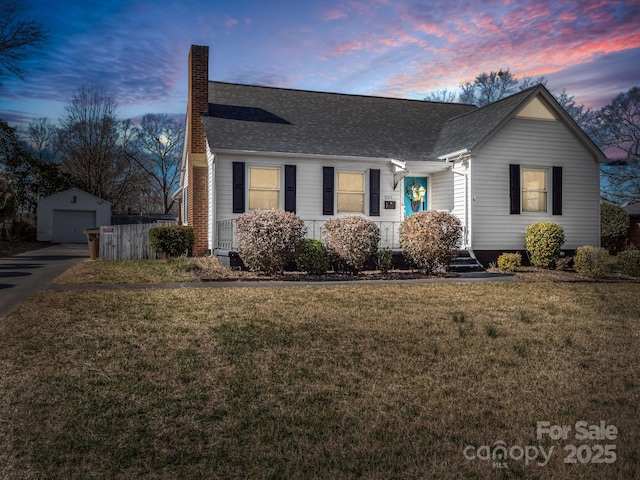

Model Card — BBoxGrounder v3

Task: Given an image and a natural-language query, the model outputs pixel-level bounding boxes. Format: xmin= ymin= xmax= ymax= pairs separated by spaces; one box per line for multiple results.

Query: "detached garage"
xmin=37 ymin=188 xmax=111 ymax=243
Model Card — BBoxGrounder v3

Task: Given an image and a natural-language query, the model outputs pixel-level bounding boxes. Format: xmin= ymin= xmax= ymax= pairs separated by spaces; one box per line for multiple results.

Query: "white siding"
xmin=471 ymin=118 xmax=600 ymax=250
xmin=430 ymin=169 xmax=454 ymax=212
xmin=452 ymin=161 xmax=470 ymax=247
xmin=213 ymin=153 xmax=404 ymax=247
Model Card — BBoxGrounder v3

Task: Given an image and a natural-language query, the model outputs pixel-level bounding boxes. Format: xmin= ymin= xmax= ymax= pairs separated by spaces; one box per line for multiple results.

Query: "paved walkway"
xmin=0 ymin=244 xmax=89 ymax=318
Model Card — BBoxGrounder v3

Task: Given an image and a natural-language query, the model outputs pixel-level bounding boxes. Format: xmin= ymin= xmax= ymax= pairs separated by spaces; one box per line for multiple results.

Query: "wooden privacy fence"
xmin=99 ymin=222 xmax=176 ymax=260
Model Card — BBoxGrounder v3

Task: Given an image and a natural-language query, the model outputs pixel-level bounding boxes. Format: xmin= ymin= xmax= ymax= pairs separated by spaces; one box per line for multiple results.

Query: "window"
xmin=522 ymin=169 xmax=547 ymax=212
xmin=249 ymin=167 xmax=279 ymax=210
xmin=337 ymin=171 xmax=365 ymax=213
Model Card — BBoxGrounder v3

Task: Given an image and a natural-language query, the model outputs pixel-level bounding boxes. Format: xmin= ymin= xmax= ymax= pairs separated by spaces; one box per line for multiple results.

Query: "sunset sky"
xmin=1 ymin=0 xmax=639 ymax=126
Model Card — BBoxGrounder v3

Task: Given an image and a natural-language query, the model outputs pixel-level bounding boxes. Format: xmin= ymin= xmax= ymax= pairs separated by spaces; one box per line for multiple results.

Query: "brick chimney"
xmin=187 ymin=45 xmax=209 ymax=255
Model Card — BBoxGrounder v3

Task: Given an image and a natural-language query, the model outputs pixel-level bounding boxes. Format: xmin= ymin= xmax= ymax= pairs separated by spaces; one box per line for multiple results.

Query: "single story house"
xmin=37 ymin=188 xmax=111 ymax=243
xmin=176 ymin=45 xmax=605 ymax=266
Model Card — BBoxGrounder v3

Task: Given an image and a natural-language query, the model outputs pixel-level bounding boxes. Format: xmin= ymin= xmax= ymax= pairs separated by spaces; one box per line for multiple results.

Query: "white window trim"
xmin=248 ymin=165 xmax=282 ymax=210
xmin=521 ymin=167 xmax=549 ymax=213
xmin=336 ymin=170 xmax=367 ymax=214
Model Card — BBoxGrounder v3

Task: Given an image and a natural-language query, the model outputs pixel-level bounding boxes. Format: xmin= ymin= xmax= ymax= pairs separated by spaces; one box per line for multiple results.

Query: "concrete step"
xmin=449 ymin=250 xmax=485 ymax=273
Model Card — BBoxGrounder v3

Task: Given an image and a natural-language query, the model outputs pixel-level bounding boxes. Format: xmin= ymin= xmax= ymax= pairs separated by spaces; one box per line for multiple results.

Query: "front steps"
xmin=448 ymin=250 xmax=485 ymax=273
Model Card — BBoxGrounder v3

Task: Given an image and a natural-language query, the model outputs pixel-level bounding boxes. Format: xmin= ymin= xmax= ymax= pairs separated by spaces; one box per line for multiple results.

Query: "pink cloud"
xmin=225 ymin=17 xmax=239 ymax=28
xmin=315 ymin=0 xmax=640 ymax=103
xmin=558 ymin=12 xmax=578 ymax=21
xmin=412 ymin=21 xmax=447 ymax=38
xmin=332 ymin=38 xmax=368 ymax=56
xmin=322 ymin=9 xmax=348 ymax=21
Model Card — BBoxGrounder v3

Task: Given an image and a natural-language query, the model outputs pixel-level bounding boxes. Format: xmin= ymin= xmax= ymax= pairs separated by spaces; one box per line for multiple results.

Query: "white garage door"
xmin=52 ymin=210 xmax=97 ymax=243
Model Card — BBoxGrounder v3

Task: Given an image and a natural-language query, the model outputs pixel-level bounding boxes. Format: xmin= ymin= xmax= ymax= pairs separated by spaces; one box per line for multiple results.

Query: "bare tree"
xmin=131 ymin=114 xmax=184 ymax=214
xmin=58 ymin=85 xmax=139 ymax=210
xmin=25 ymin=117 xmax=58 ymax=162
xmin=459 ymin=69 xmax=519 ymax=107
xmin=0 ymin=0 xmax=47 ymax=82
xmin=600 ymin=86 xmax=640 ymax=205
xmin=518 ymin=75 xmax=547 ymax=91
xmin=424 ymin=88 xmax=457 ymax=103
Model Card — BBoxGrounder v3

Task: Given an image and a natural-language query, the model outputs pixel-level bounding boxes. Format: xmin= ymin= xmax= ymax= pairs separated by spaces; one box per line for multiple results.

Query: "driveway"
xmin=0 ymin=244 xmax=89 ymax=319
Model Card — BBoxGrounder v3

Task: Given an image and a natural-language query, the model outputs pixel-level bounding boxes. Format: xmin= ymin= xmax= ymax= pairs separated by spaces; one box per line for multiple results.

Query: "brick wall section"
xmin=187 ymin=45 xmax=209 ymax=254
xmin=190 ymin=166 xmax=209 ymax=254
xmin=188 ymin=45 xmax=209 ymax=156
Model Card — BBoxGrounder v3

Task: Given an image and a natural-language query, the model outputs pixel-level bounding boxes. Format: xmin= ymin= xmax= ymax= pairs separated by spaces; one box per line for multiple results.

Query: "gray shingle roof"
xmin=202 ymin=82 xmax=476 ymax=161
xmin=202 ymin=82 xmax=602 ymax=163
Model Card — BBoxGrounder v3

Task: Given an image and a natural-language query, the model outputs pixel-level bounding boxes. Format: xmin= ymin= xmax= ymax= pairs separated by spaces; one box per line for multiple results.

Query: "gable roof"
xmin=202 ymin=82 xmax=475 ymax=161
xmin=38 ymin=187 xmax=111 ymax=205
xmin=201 ymin=82 xmax=606 ymax=163
xmin=434 ymin=84 xmax=607 ymax=162
xmin=434 ymin=87 xmax=539 ymax=158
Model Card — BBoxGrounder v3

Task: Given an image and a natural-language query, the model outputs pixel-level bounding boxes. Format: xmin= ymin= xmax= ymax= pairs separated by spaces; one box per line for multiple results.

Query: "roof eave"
xmin=209 ymin=147 xmax=396 ymax=163
xmin=437 ymin=148 xmax=471 ymax=161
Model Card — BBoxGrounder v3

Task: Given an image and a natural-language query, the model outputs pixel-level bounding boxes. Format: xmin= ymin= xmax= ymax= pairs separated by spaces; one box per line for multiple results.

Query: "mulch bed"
xmin=198 ymin=269 xmax=456 ymax=282
xmin=198 ymin=267 xmax=640 ymax=283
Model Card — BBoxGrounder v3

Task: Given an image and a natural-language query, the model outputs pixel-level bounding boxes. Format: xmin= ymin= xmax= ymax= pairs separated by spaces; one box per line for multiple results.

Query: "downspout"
xmin=207 ymin=147 xmax=216 ymax=254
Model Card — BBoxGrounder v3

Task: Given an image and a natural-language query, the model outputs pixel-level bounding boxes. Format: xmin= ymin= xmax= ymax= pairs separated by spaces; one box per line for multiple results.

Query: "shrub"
xmin=601 ymin=204 xmax=630 ymax=252
xmin=574 ymin=246 xmax=610 ymax=278
xmin=525 ymin=222 xmax=565 ymax=269
xmin=399 ymin=211 xmax=461 ymax=274
xmin=295 ymin=238 xmax=329 ymax=275
xmin=149 ymin=226 xmax=195 ymax=257
xmin=616 ymin=249 xmax=640 ymax=277
xmin=497 ymin=252 xmax=521 ymax=272
xmin=235 ymin=209 xmax=306 ymax=274
xmin=377 ymin=248 xmax=394 ymax=272
xmin=323 ymin=216 xmax=380 ymax=273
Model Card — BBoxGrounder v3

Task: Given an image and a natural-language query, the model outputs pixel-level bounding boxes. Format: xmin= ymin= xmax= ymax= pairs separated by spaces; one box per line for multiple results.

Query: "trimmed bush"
xmin=235 ymin=209 xmax=306 ymax=274
xmin=323 ymin=216 xmax=380 ymax=273
xmin=601 ymin=204 xmax=630 ymax=252
xmin=149 ymin=226 xmax=195 ymax=258
xmin=574 ymin=246 xmax=610 ymax=278
xmin=295 ymin=238 xmax=329 ymax=275
xmin=399 ymin=211 xmax=461 ymax=274
xmin=377 ymin=248 xmax=393 ymax=273
xmin=497 ymin=252 xmax=522 ymax=272
xmin=525 ymin=222 xmax=565 ymax=269
xmin=616 ymin=249 xmax=640 ymax=277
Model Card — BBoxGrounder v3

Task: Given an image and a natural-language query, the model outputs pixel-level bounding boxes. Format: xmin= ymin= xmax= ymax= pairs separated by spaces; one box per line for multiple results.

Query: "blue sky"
xmin=1 ymin=0 xmax=639 ymax=126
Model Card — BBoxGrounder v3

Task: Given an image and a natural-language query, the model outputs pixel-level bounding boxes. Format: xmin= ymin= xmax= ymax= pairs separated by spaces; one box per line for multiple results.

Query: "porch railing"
xmin=217 ymin=219 xmax=236 ymax=250
xmin=216 ymin=218 xmax=402 ymax=250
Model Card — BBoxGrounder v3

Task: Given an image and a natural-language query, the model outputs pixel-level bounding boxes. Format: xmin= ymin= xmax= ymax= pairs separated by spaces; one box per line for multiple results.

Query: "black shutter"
xmin=369 ymin=169 xmax=380 ymax=216
xmin=232 ymin=162 xmax=245 ymax=213
xmin=284 ymin=164 xmax=296 ymax=213
xmin=552 ymin=166 xmax=563 ymax=215
xmin=509 ymin=164 xmax=520 ymax=214
xmin=322 ymin=166 xmax=334 ymax=215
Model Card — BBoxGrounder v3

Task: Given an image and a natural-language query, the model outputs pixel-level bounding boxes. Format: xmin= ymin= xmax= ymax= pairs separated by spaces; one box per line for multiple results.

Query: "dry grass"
xmin=1 ymin=283 xmax=638 ymax=479
xmin=53 ymin=258 xmax=198 ymax=284
xmin=53 ymin=256 xmax=263 ymax=284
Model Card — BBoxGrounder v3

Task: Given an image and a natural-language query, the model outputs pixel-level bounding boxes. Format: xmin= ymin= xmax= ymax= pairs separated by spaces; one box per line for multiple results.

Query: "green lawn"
xmin=1 ymin=282 xmax=638 ymax=479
